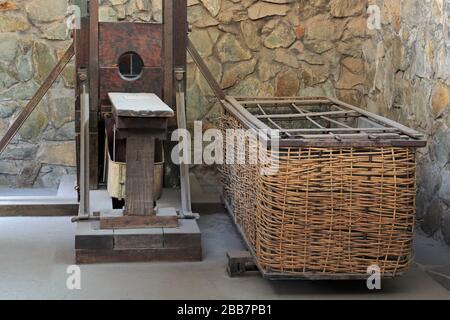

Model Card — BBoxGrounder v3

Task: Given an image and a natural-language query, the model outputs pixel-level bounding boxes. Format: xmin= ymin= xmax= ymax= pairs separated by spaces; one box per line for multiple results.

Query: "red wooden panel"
xmin=99 ymin=67 xmax=163 ymax=102
xmin=99 ymin=22 xmax=162 ymax=68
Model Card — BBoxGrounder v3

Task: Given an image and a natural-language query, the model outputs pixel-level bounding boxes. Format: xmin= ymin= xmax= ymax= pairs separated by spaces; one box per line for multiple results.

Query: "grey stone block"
xmin=114 ymin=228 xmax=164 ymax=249
xmin=75 ymin=221 xmax=114 ymax=250
xmin=163 ymin=219 xmax=201 ymax=249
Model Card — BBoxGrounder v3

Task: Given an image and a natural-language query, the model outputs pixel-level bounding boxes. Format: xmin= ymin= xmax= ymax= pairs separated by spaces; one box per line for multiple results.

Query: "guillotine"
xmin=72 ymin=0 xmax=202 ymax=263
xmin=74 ymin=0 xmax=186 ymax=191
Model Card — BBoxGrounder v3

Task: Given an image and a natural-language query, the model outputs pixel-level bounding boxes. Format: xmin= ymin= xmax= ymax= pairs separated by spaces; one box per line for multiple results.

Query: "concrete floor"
xmin=0 ymin=212 xmax=449 ymax=300
xmin=0 ymin=172 xmax=449 ymax=300
xmin=414 ymin=229 xmax=450 ymax=266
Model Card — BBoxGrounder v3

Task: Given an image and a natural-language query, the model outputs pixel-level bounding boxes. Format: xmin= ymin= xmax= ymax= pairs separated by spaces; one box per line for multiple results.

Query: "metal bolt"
xmin=174 ymin=67 xmax=185 ymax=81
xmin=78 ymin=73 xmax=87 ymax=82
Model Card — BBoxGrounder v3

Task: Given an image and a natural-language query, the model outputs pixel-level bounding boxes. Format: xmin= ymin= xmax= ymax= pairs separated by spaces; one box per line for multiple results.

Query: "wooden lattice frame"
xmin=220 ymin=96 xmax=424 ymax=279
xmin=224 ymin=96 xmax=426 ymax=148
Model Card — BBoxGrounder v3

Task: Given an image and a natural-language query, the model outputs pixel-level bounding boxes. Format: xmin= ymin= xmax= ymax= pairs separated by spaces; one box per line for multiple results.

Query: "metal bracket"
xmin=78 ymin=68 xmax=90 ymax=217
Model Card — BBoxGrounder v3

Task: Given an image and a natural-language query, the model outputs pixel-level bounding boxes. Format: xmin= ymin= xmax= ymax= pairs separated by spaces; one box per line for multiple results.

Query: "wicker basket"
xmin=220 ymin=96 xmax=426 ymax=279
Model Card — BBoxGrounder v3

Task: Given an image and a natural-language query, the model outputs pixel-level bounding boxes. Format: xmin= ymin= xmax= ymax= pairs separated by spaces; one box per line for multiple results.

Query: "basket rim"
xmin=222 ymin=96 xmax=427 ymax=148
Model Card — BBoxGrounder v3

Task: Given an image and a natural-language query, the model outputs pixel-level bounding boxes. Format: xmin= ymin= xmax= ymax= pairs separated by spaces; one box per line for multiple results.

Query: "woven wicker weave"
xmin=220 ymin=112 xmax=417 ymax=278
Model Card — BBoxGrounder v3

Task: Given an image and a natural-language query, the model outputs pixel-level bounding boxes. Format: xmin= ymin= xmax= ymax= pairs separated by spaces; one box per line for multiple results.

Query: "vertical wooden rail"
xmin=74 ymin=0 xmax=90 ymax=198
xmin=89 ymin=0 xmax=99 ymax=189
xmin=173 ymin=0 xmax=188 ymax=72
xmin=162 ymin=0 xmax=186 ymax=187
xmin=163 ymin=0 xmax=174 ymax=108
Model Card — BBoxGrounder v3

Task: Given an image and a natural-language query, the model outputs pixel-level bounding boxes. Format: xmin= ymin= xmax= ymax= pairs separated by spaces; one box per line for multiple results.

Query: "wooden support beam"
xmin=163 ymin=0 xmax=188 ymax=188
xmin=89 ymin=0 xmax=99 ymax=189
xmin=74 ymin=1 xmax=90 ymax=193
xmin=100 ymin=215 xmax=178 ymax=229
xmin=89 ymin=0 xmax=99 ymax=115
xmin=280 ymin=127 xmax=401 ymax=133
xmin=241 ymin=99 xmax=332 ymax=106
xmin=173 ymin=0 xmax=187 ymax=69
xmin=254 ymin=110 xmax=359 ymax=119
xmin=163 ymin=0 xmax=174 ymax=108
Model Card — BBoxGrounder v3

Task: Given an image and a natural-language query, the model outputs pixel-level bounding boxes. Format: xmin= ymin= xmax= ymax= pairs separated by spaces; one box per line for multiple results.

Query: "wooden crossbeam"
xmin=280 ymin=127 xmax=400 ymax=133
xmin=254 ymin=110 xmax=357 ymax=120
xmin=241 ymin=99 xmax=331 ymax=106
xmin=0 ymin=43 xmax=75 ymax=155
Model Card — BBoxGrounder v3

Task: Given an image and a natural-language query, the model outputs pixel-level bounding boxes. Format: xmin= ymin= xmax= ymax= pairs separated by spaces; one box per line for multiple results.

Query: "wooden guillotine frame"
xmin=72 ymin=0 xmax=205 ymax=263
xmin=74 ymin=0 xmax=188 ymax=193
xmin=0 ymin=0 xmax=197 ymax=219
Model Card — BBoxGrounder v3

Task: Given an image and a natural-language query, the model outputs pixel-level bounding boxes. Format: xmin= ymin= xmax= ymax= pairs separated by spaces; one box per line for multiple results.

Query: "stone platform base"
xmin=75 ymin=209 xmax=202 ymax=264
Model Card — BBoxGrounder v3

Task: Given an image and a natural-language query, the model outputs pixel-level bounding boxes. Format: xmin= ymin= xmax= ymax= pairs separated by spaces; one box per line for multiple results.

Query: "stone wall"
xmin=0 ymin=0 xmax=162 ymax=188
xmin=362 ymin=0 xmax=450 ymax=244
xmin=0 ymin=0 xmax=76 ymax=188
xmin=187 ymin=0 xmax=302 ymax=125
xmin=0 ymin=0 xmax=449 ymax=244
xmin=186 ymin=0 xmax=386 ymax=129
xmin=98 ymin=0 xmax=162 ymax=22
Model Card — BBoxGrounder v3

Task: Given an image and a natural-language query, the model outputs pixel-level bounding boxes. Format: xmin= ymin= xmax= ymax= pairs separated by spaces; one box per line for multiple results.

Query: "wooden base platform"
xmin=100 ymin=215 xmax=178 ymax=229
xmin=75 ymin=209 xmax=202 ymax=264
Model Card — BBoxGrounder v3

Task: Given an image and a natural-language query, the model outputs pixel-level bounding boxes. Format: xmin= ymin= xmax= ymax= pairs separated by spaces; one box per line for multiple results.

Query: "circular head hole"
xmin=118 ymin=52 xmax=144 ymax=81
